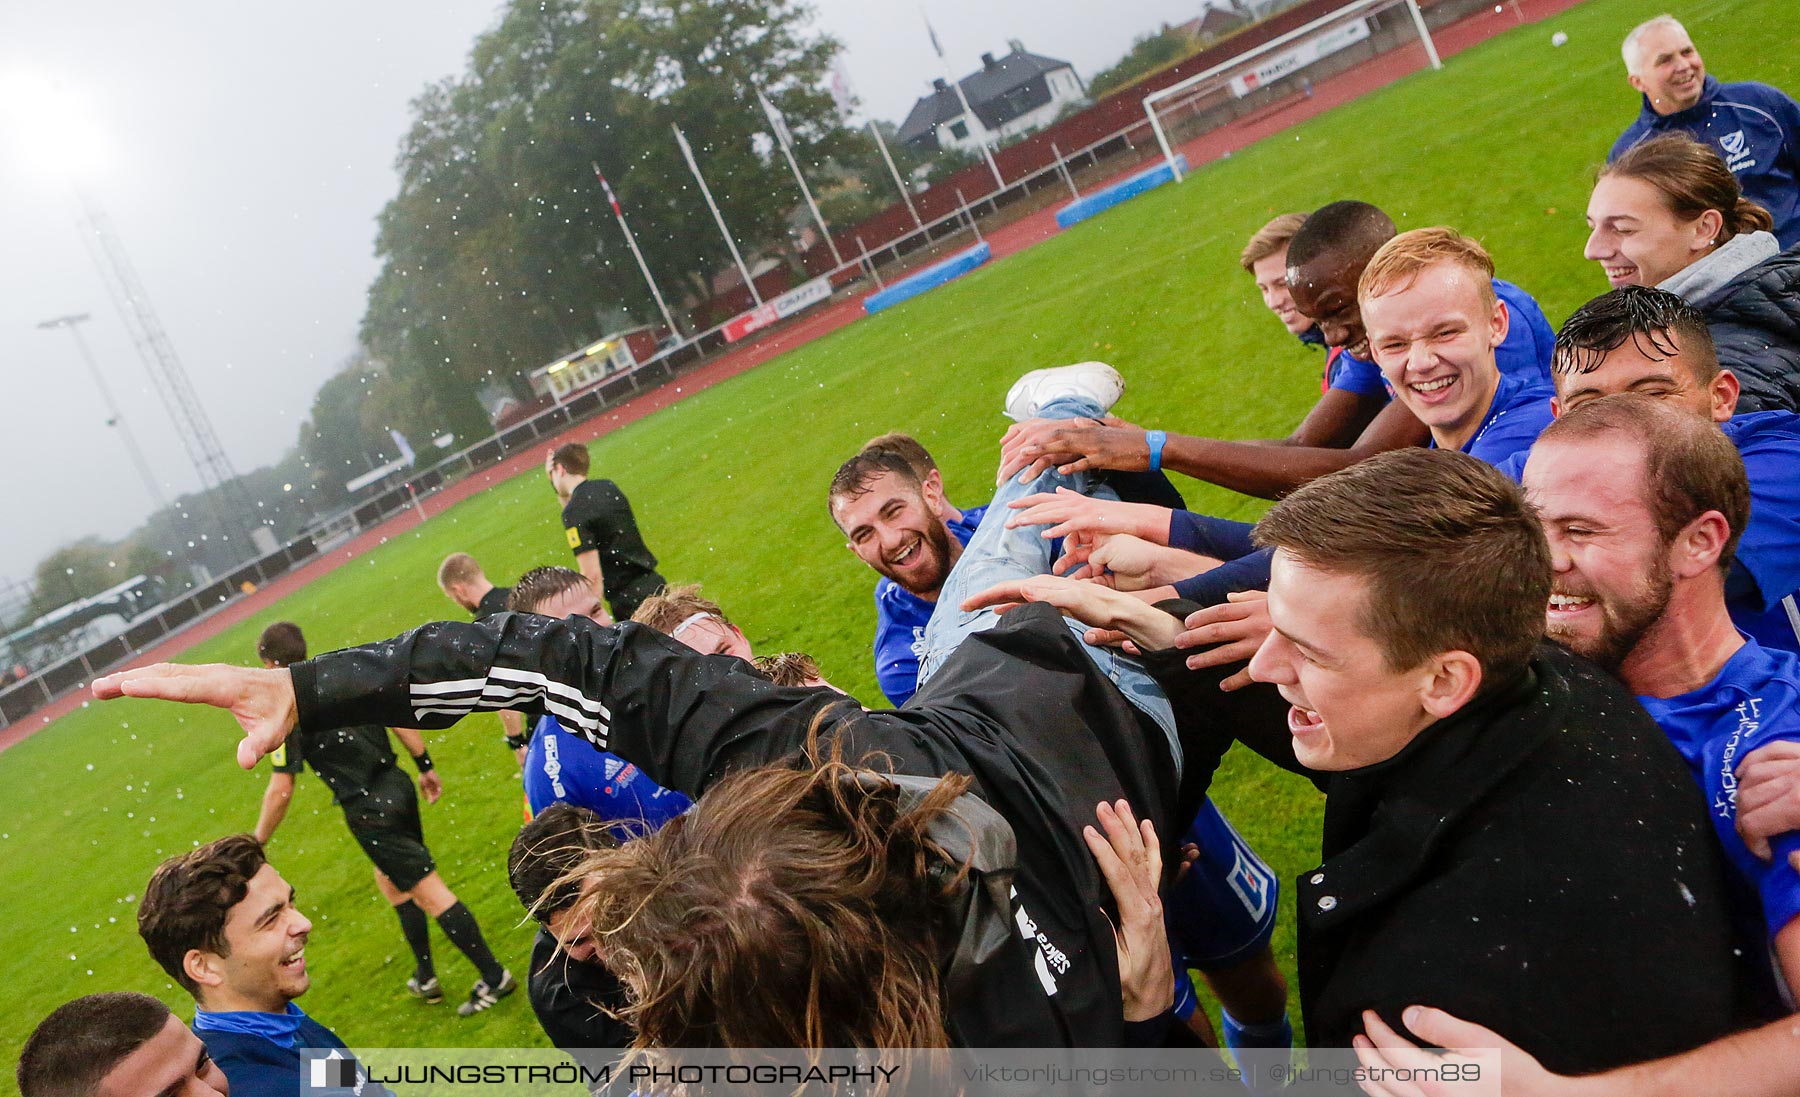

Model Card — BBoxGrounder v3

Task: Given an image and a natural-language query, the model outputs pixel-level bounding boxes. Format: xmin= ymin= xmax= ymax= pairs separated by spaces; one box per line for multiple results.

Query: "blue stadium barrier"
xmin=1054 ymin=156 xmax=1191 ymax=230
xmin=863 ymin=242 xmax=993 ymax=314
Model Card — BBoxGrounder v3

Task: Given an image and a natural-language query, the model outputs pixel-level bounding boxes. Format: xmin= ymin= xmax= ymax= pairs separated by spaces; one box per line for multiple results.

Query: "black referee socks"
xmin=436 ymin=901 xmax=505 ymax=986
xmin=393 ymin=900 xmax=435 ymax=982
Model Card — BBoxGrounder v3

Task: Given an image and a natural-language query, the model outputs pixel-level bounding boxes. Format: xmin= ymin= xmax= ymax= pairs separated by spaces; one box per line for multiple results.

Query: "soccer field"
xmin=4 ymin=0 xmax=1793 ymax=1055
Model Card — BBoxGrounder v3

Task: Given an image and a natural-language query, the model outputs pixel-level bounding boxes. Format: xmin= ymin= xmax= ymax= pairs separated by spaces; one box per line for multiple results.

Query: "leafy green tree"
xmin=27 ymin=540 xmax=119 ymax=617
xmin=361 ymin=0 xmax=843 ymax=432
xmin=1088 ymin=26 xmax=1197 ymax=100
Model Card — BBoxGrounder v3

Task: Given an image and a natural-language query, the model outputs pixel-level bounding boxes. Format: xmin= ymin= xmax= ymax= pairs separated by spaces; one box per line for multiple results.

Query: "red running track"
xmin=3 ymin=0 xmax=1588 ymax=750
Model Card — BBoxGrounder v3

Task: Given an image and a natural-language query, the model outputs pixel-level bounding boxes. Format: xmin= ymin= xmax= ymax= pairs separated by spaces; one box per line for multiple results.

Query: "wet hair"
xmin=1552 ymin=285 xmax=1720 ymax=383
xmin=1254 ymin=448 xmax=1549 ymax=685
xmin=753 ymin=651 xmax=825 ymax=687
xmin=1602 ymin=135 xmax=1774 ymax=245
xmin=256 ymin=621 xmax=307 ymax=667
xmin=437 ymin=552 xmax=486 ymax=590
xmin=508 ymin=802 xmax=620 ymax=919
xmin=508 ymin=566 xmax=592 ymax=614
xmin=138 ymin=834 xmax=268 ymax=997
xmin=631 ymin=583 xmax=736 ymax=635
xmin=827 ymin=449 xmax=923 ymax=524
xmin=860 ymin=432 xmax=939 ymax=479
xmin=17 ymin=993 xmax=176 ymax=1097
xmin=1358 ymin=226 xmax=1498 ymax=308
xmin=1536 ymin=394 xmax=1749 ymax=575
xmin=564 ymin=733 xmax=972 ymax=1048
xmin=1285 ymin=200 xmax=1397 ymax=272
xmin=550 ymin=442 xmax=592 ymax=478
xmin=1240 ymin=212 xmax=1309 ymax=272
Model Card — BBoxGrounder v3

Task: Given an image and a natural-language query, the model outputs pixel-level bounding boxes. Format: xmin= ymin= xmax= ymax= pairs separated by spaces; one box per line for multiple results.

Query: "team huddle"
xmin=18 ymin=13 xmax=1800 ymax=1097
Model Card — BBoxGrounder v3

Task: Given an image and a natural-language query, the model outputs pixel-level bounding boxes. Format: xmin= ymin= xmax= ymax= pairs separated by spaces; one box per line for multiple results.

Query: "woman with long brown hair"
xmin=1584 ymin=134 xmax=1800 ymax=411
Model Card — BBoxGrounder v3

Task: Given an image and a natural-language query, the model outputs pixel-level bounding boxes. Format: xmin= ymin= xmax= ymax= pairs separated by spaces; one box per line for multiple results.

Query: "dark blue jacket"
xmin=1612 ymin=76 xmax=1800 ymax=249
xmin=1700 ymin=244 xmax=1800 ymax=414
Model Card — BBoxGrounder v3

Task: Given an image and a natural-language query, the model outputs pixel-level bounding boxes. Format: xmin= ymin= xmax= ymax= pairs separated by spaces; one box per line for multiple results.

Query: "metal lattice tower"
xmin=72 ymin=187 xmax=256 ymax=554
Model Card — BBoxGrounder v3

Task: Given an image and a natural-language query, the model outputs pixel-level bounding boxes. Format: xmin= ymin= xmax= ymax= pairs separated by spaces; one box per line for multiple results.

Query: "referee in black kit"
xmin=544 ymin=442 xmax=666 ymax=622
xmin=253 ymin=621 xmax=516 ymax=1016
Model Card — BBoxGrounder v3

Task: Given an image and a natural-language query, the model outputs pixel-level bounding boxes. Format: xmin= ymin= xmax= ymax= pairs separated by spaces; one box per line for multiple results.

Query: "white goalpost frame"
xmin=1143 ymin=0 xmax=1445 ymax=183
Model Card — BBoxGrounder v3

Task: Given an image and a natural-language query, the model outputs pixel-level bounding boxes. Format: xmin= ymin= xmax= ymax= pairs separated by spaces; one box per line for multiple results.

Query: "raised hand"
xmin=1175 ymin=590 xmax=1273 ymax=688
xmin=962 ymin=573 xmax=1183 ymax=652
xmin=1005 ymin=487 xmax=1173 ymax=545
xmin=1061 ymin=534 xmax=1219 ymax=593
xmin=93 ymin=663 xmax=298 ymax=770
xmin=1084 ymin=799 xmax=1172 ymax=1022
xmin=997 ymin=418 xmax=1150 ymax=484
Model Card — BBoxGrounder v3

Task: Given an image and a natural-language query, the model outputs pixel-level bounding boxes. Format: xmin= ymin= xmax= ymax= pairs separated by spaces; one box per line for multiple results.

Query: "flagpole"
xmin=869 ymin=120 xmax=923 ymax=229
xmin=922 ymin=9 xmax=1004 ymax=190
xmin=759 ymin=90 xmax=844 ymax=268
xmin=592 ymin=163 xmax=681 ymax=337
xmin=672 ymin=123 xmax=763 ymax=306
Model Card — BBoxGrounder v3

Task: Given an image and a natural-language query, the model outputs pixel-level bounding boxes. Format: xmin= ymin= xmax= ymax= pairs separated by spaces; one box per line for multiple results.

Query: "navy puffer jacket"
xmin=1700 ymin=245 xmax=1800 ymax=413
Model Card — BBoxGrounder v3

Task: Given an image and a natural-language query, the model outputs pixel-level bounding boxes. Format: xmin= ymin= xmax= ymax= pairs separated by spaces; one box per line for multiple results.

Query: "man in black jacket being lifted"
xmin=96 ymin=450 xmax=1763 ymax=1064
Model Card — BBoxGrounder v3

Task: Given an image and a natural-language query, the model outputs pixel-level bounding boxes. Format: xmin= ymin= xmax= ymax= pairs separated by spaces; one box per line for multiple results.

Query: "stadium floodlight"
xmin=3 ymin=70 xmax=257 ymax=563
xmin=1142 ymin=0 xmax=1444 ymax=184
xmin=36 ymin=312 xmax=168 ymax=511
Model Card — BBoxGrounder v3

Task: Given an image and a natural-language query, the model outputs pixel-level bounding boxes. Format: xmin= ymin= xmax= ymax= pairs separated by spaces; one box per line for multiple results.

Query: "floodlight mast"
xmin=35 ymin=311 xmax=167 ymax=511
xmin=71 ymin=186 xmax=258 ymax=558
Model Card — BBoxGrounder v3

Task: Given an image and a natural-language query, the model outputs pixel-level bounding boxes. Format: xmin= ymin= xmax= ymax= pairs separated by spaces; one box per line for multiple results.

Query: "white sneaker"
xmin=1003 ymin=361 xmax=1125 ymax=422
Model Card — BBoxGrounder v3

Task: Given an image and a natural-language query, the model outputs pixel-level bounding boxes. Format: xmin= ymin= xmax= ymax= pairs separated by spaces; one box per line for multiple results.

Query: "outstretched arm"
xmin=997 ymin=398 xmax=1427 ymax=500
xmin=95 ymin=663 xmax=298 ymax=770
xmin=98 ymin=615 xmax=849 ymax=797
xmin=963 ymin=574 xmax=1185 ymax=653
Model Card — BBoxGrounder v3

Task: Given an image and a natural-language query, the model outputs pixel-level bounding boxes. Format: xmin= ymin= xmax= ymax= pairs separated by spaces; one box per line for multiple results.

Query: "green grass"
xmin=4 ymin=0 xmax=1795 ymax=1058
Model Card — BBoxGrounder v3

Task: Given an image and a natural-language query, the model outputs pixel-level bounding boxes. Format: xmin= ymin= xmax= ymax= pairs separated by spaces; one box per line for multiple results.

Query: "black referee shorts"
xmin=341 ymin=769 xmax=436 ymax=891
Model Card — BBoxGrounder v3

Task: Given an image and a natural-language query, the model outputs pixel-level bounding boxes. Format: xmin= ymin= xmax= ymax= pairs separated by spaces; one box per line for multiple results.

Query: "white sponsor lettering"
xmin=1719 ymin=130 xmax=1757 ymax=172
xmin=1229 ymin=20 xmax=1371 ymax=98
xmin=543 ymin=734 xmax=568 ymax=799
xmin=1010 ymin=888 xmax=1069 ymax=996
xmin=1714 ymin=697 xmax=1761 ymax=819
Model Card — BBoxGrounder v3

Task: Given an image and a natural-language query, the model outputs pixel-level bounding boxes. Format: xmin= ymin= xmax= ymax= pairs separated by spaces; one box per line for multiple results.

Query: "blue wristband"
xmin=1145 ymin=430 xmax=1167 ymax=473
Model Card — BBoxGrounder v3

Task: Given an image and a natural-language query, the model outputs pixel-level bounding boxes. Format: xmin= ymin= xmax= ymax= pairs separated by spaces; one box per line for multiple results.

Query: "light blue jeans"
xmin=915 ymin=395 xmax=1182 ymax=775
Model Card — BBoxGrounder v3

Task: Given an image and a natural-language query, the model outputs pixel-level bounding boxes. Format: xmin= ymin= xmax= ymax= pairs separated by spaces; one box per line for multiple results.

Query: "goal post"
xmin=1143 ymin=0 xmax=1444 ymax=183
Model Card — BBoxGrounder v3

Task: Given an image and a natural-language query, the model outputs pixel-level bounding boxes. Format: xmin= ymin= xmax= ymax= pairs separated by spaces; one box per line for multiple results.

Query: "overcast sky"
xmin=0 ymin=0 xmax=1211 ymax=589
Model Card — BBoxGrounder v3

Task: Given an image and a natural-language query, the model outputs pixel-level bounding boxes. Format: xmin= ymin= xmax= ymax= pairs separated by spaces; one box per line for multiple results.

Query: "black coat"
xmin=1702 ymin=244 xmax=1800 ymax=414
xmin=1298 ymin=644 xmax=1774 ymax=1074
xmin=527 ymin=928 xmax=631 ymax=1069
xmin=294 ymin=604 xmax=1194 ymax=1048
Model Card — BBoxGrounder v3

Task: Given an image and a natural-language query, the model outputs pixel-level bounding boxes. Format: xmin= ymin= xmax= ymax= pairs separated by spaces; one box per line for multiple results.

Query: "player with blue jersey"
xmin=1499 ymin=286 xmax=1800 ymax=655
xmin=829 ymin=369 xmax=1293 ymax=1072
xmin=1525 ymin=397 xmax=1799 ymax=989
xmin=504 ymin=568 xmax=693 ymax=831
xmin=1360 ymin=228 xmax=1556 ymax=468
xmin=995 ymin=202 xmax=1557 ymax=507
xmin=1030 ymin=227 xmax=1554 ymax=612
xmin=1324 ymin=277 xmax=1557 ymax=398
xmin=871 ymin=501 xmax=986 ymax=707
